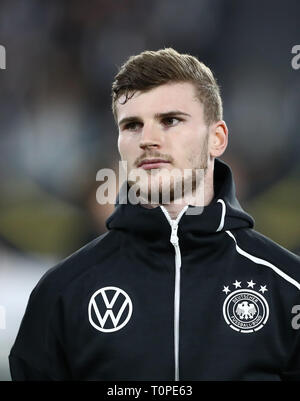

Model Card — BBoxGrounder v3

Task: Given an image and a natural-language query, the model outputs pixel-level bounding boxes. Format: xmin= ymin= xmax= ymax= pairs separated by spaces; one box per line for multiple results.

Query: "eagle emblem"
xmin=236 ymin=301 xmax=257 ymax=320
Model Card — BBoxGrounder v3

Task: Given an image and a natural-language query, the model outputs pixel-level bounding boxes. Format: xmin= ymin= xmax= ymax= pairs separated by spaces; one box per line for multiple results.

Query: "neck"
xmin=141 ymin=162 xmax=215 ymax=220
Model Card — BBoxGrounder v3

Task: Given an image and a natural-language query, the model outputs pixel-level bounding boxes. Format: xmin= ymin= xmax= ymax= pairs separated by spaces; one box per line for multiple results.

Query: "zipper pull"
xmin=170 ymin=223 xmax=179 ymax=246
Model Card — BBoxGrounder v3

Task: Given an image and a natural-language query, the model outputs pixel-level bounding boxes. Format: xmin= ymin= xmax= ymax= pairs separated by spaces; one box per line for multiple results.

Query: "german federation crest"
xmin=222 ymin=280 xmax=269 ymax=333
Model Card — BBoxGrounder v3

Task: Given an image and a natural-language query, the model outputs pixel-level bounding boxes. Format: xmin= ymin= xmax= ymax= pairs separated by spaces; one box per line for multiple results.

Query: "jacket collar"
xmin=106 ymin=159 xmax=254 ymax=251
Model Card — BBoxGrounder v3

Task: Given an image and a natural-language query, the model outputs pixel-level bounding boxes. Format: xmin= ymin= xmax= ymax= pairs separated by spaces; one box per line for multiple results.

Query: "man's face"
xmin=117 ymin=82 xmax=210 ymax=203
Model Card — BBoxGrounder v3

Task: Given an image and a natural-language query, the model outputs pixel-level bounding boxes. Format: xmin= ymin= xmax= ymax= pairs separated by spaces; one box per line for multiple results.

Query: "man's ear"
xmin=209 ymin=120 xmax=228 ymax=158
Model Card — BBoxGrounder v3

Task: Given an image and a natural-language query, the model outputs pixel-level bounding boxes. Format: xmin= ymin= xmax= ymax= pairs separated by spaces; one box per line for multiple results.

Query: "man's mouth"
xmin=137 ymin=158 xmax=171 ymax=170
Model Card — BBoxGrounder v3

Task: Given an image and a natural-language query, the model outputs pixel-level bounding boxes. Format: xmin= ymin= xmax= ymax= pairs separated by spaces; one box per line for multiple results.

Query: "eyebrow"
xmin=118 ymin=110 xmax=191 ymax=127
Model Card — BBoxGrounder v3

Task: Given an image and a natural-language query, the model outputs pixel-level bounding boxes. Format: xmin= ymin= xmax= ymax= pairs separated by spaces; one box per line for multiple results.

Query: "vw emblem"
xmin=88 ymin=286 xmax=133 ymax=333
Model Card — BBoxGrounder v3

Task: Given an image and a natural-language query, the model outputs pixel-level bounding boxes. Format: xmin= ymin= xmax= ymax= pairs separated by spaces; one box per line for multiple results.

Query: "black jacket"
xmin=9 ymin=159 xmax=300 ymax=381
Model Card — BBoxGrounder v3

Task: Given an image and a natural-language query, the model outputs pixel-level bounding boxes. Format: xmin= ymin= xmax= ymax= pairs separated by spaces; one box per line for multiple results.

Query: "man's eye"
xmin=162 ymin=117 xmax=181 ymax=127
xmin=124 ymin=122 xmax=141 ymax=131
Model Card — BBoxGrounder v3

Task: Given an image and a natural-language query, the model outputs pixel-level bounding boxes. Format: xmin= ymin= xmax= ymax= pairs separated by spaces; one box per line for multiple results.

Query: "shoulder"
xmin=30 ymin=230 xmax=116 ymax=305
xmin=232 ymin=228 xmax=300 ymax=267
xmin=12 ymin=231 xmax=118 ymax=351
xmin=227 ymin=228 xmax=300 ymax=290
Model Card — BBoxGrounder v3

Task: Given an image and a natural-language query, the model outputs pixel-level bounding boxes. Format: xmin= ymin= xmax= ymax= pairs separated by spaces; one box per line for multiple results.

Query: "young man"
xmin=9 ymin=48 xmax=300 ymax=381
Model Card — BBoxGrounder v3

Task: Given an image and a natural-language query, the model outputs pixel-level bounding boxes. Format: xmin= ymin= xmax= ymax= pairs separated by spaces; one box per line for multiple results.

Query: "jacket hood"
xmin=106 ymin=159 xmax=254 ymax=250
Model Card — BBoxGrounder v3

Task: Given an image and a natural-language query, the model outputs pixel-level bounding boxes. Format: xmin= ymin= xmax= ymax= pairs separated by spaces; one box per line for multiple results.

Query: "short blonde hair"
xmin=111 ymin=48 xmax=222 ymax=125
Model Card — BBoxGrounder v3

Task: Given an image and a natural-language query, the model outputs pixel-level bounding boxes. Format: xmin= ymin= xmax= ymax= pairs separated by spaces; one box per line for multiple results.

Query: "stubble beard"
xmin=128 ymin=133 xmax=209 ymax=205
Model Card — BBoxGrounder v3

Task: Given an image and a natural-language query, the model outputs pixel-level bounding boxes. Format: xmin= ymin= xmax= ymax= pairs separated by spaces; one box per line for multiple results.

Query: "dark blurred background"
xmin=0 ymin=0 xmax=299 ymax=380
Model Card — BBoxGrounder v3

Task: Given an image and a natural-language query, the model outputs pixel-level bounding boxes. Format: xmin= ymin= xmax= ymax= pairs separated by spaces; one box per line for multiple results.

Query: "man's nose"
xmin=139 ymin=124 xmax=161 ymax=150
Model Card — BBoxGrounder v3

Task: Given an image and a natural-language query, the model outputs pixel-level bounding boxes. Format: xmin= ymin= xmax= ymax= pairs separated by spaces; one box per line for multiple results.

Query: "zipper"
xmin=160 ymin=206 xmax=188 ymax=381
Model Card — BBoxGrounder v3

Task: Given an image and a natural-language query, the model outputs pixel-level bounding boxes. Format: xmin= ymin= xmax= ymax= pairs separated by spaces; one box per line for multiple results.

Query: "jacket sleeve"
xmin=9 ymin=277 xmax=71 ymax=381
xmin=9 ymin=354 xmax=54 ymax=381
xmin=281 ymin=332 xmax=300 ymax=381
